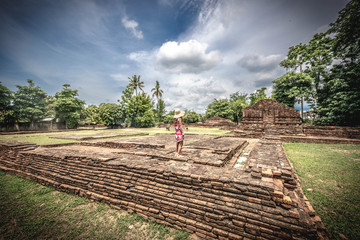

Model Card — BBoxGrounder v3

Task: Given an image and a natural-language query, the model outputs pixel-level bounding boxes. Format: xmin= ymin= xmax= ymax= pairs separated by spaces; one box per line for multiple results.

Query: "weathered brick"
xmin=271 ymin=190 xmax=284 ymax=198
xmin=232 ymin=219 xmax=245 ymax=227
xmin=213 ymin=227 xmax=229 ymax=237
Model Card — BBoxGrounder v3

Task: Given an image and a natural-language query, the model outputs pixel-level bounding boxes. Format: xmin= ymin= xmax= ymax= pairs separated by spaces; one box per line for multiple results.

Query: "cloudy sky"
xmin=0 ymin=0 xmax=349 ymax=113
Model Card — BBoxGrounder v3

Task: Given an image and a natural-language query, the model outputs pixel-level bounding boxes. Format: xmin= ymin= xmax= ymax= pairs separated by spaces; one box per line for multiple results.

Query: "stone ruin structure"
xmin=238 ymin=99 xmax=302 ymax=137
xmin=235 ymin=99 xmax=360 ymax=142
xmin=0 ymin=131 xmax=331 ymax=240
xmin=200 ymin=116 xmax=238 ymax=129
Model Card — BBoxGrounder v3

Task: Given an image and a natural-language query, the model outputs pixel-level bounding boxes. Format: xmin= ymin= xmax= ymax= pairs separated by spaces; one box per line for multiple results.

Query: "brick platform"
xmin=0 ymin=134 xmax=330 ymax=239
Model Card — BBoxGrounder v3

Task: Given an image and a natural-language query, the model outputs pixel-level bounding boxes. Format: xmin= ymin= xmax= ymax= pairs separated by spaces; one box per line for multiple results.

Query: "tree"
xmin=128 ymin=75 xmax=144 ymax=96
xmin=154 ymin=98 xmax=166 ymax=123
xmin=280 ymin=43 xmax=308 ymax=72
xmin=315 ymin=0 xmax=360 ymax=126
xmin=249 ymin=88 xmax=268 ymax=105
xmin=183 ymin=111 xmax=200 ymax=123
xmin=84 ymin=105 xmax=102 ymax=124
xmin=54 ymin=84 xmax=85 ymax=129
xmin=118 ymin=83 xmax=155 ymax=127
xmin=304 ymin=33 xmax=334 ymax=94
xmin=164 ymin=110 xmax=175 ymax=124
xmin=151 ymin=80 xmax=163 ymax=99
xmin=315 ymin=64 xmax=360 ymax=126
xmin=0 ymin=82 xmax=14 ymax=125
xmin=13 ymin=79 xmax=48 ymax=129
xmin=230 ymin=92 xmax=248 ymax=123
xmin=272 ymin=75 xmax=297 ymax=107
xmin=129 ymin=93 xmax=155 ymax=127
xmin=205 ymin=99 xmax=234 ymax=121
xmin=151 ymin=80 xmax=165 ymax=122
xmin=273 ymin=72 xmax=313 ymax=118
xmin=328 ymin=0 xmax=360 ymax=64
xmin=98 ymin=103 xmax=124 ymax=127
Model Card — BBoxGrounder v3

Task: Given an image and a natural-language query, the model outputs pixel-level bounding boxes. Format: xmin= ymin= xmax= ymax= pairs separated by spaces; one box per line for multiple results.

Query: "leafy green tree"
xmin=128 ymin=75 xmax=144 ymax=96
xmin=230 ymin=92 xmax=248 ymax=123
xmin=118 ymin=83 xmax=155 ymax=127
xmin=315 ymin=0 xmax=360 ymax=126
xmin=316 ymin=65 xmax=360 ymax=126
xmin=205 ymin=99 xmax=235 ymax=121
xmin=44 ymin=95 xmax=56 ymax=118
xmin=328 ymin=0 xmax=360 ymax=64
xmin=128 ymin=93 xmax=155 ymax=127
xmin=84 ymin=105 xmax=102 ymax=124
xmin=273 ymin=72 xmax=313 ymax=118
xmin=13 ymin=79 xmax=48 ymax=129
xmin=0 ymin=82 xmax=14 ymax=124
xmin=272 ymin=75 xmax=297 ymax=107
xmin=280 ymin=43 xmax=308 ymax=72
xmin=183 ymin=111 xmax=200 ymax=123
xmin=249 ymin=87 xmax=268 ymax=105
xmin=154 ymin=98 xmax=166 ymax=123
xmin=305 ymin=33 xmax=334 ymax=94
xmin=164 ymin=110 xmax=175 ymax=124
xmin=54 ymin=84 xmax=85 ymax=129
xmin=98 ymin=103 xmax=124 ymax=127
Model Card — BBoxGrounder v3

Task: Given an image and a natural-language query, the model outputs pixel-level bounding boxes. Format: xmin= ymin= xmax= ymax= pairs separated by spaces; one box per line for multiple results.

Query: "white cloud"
xmin=128 ymin=51 xmax=151 ymax=62
xmin=163 ymin=75 xmax=227 ymax=113
xmin=238 ymin=54 xmax=284 ymax=73
xmin=156 ymin=40 xmax=221 ymax=74
xmin=122 ymin=17 xmax=143 ymax=39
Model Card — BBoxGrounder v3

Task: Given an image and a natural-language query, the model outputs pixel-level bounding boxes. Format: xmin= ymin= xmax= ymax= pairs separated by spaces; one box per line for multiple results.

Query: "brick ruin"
xmin=0 ymin=133 xmax=330 ymax=240
xmin=234 ymin=99 xmax=360 ymax=141
xmin=238 ymin=99 xmax=302 ymax=137
xmin=200 ymin=116 xmax=238 ymax=129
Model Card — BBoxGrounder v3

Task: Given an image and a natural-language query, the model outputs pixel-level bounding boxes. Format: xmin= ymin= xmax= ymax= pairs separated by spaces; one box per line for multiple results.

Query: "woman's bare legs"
xmin=175 ymin=142 xmax=179 ymax=156
xmin=177 ymin=141 xmax=183 ymax=156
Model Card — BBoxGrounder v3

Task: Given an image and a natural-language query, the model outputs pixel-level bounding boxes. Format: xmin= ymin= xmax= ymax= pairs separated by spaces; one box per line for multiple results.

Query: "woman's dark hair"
xmin=173 ymin=117 xmax=182 ymax=124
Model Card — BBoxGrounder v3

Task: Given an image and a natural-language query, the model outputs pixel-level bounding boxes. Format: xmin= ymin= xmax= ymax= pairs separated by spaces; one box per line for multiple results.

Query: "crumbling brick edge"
xmin=0 ymin=141 xmax=331 ymax=240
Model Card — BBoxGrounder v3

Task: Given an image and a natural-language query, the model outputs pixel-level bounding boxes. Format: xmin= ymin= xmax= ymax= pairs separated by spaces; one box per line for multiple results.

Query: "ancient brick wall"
xmin=303 ymin=125 xmax=360 ymax=139
xmin=0 ymin=138 xmax=329 ymax=240
xmin=240 ymin=99 xmax=302 ymax=136
xmin=242 ymin=99 xmax=300 ymax=124
xmin=200 ymin=116 xmax=238 ymax=130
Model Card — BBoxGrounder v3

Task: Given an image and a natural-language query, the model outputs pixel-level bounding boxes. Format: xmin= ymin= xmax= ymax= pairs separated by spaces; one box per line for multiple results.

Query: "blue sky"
xmin=0 ymin=0 xmax=349 ymax=113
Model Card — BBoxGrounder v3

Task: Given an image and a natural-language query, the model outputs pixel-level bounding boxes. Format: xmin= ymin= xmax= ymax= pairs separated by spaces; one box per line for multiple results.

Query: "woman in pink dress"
xmin=174 ymin=109 xmax=185 ymax=157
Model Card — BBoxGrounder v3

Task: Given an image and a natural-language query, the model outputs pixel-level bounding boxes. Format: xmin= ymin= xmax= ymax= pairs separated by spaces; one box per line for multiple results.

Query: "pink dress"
xmin=175 ymin=122 xmax=184 ymax=142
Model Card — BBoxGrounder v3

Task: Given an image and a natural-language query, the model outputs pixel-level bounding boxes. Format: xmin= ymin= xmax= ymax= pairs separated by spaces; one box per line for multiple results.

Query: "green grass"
xmin=283 ymin=143 xmax=360 ymax=240
xmin=0 ymin=171 xmax=190 ymax=240
xmin=0 ymin=127 xmax=231 ymax=145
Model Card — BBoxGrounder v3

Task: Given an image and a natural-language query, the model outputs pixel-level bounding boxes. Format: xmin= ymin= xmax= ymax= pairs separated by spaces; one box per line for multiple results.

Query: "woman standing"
xmin=174 ymin=109 xmax=185 ymax=157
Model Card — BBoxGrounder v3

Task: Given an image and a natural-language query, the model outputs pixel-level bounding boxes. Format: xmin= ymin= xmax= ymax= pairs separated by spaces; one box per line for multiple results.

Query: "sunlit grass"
xmin=283 ymin=143 xmax=360 ymax=240
xmin=0 ymin=170 xmax=189 ymax=240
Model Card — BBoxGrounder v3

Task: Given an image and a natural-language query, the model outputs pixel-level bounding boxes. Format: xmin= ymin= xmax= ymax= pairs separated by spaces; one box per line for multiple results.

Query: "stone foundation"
xmin=0 ymin=134 xmax=330 ymax=240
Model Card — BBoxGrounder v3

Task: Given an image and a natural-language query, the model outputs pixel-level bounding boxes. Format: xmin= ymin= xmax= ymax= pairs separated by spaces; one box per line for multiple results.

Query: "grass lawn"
xmin=0 ymin=127 xmax=231 ymax=145
xmin=283 ymin=143 xmax=360 ymax=240
xmin=0 ymin=170 xmax=190 ymax=240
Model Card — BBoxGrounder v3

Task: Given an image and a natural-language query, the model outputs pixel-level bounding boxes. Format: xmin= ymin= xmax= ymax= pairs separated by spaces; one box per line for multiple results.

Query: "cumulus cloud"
xmin=163 ymin=75 xmax=227 ymax=113
xmin=122 ymin=17 xmax=143 ymax=39
xmin=156 ymin=40 xmax=221 ymax=74
xmin=237 ymin=54 xmax=284 ymax=73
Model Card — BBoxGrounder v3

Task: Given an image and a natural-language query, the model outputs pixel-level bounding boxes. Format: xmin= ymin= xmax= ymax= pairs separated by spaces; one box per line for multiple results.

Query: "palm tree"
xmin=128 ymin=75 xmax=144 ymax=96
xmin=151 ymin=81 xmax=164 ymax=123
xmin=151 ymin=80 xmax=163 ymax=100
